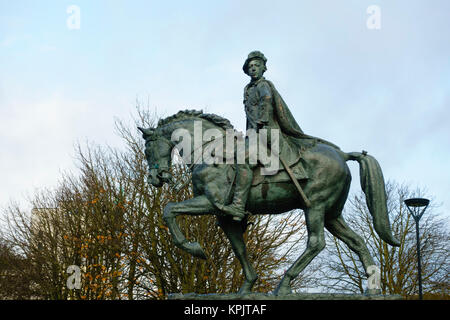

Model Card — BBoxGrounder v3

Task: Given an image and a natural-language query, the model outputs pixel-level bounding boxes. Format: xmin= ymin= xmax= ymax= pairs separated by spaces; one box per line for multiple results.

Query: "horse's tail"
xmin=343 ymin=151 xmax=400 ymax=247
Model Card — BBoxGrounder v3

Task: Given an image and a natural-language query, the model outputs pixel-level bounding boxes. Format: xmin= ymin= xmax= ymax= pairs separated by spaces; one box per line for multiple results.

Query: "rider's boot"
xmin=221 ymin=164 xmax=253 ymax=221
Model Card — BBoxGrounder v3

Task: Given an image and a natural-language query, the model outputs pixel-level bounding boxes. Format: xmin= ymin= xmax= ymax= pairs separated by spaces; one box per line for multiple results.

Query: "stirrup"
xmin=232 ymin=214 xmax=246 ymax=222
xmin=221 ymin=205 xmax=247 ymax=221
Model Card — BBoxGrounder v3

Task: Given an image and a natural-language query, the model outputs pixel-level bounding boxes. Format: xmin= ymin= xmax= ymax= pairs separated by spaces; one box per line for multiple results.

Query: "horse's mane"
xmin=157 ymin=109 xmax=234 ymax=130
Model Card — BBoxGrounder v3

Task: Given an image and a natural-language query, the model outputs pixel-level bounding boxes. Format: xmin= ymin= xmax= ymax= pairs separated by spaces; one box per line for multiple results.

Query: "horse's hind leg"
xmin=274 ymin=207 xmax=326 ymax=295
xmin=217 ymin=216 xmax=258 ymax=294
xmin=325 ymin=214 xmax=375 ymax=274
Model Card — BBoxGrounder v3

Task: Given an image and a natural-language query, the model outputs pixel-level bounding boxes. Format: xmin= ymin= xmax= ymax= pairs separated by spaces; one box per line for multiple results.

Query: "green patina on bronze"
xmin=138 ymin=51 xmax=400 ymax=296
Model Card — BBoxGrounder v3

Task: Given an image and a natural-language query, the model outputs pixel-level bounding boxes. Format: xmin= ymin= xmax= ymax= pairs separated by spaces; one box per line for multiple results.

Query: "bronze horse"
xmin=139 ymin=110 xmax=399 ymax=295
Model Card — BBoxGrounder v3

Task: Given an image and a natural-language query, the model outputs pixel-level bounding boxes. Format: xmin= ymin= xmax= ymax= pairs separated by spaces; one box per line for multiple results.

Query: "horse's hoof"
xmin=273 ymin=288 xmax=292 ymax=296
xmin=237 ymin=276 xmax=258 ymax=295
xmin=273 ymin=283 xmax=292 ymax=296
xmin=237 ymin=288 xmax=251 ymax=295
xmin=237 ymin=283 xmax=253 ymax=295
xmin=364 ymin=288 xmax=381 ymax=295
xmin=183 ymin=241 xmax=207 ymax=260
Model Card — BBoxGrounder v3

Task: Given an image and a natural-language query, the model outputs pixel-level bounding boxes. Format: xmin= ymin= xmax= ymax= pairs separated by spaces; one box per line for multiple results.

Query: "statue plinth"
xmin=168 ymin=292 xmax=403 ymax=300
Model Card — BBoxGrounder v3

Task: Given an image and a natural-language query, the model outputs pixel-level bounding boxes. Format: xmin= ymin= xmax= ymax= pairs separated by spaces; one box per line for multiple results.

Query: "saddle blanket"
xmin=226 ymin=158 xmax=308 ymax=187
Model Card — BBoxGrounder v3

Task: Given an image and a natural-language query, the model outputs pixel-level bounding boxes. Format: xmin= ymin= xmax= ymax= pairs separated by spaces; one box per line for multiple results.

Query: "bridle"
xmin=146 ymin=132 xmax=222 ymax=190
xmin=145 ymin=134 xmax=175 ymax=179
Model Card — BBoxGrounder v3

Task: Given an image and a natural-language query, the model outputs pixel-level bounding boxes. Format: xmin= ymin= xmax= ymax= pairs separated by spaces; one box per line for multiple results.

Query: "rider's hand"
xmin=256 ymin=121 xmax=268 ymax=130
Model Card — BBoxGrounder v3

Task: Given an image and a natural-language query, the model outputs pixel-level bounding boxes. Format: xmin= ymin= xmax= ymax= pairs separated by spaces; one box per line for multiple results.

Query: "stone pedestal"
xmin=168 ymin=292 xmax=403 ymax=300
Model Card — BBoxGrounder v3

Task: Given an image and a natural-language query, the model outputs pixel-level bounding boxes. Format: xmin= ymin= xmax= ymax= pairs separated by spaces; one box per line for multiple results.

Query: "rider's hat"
xmin=242 ymin=51 xmax=267 ymax=75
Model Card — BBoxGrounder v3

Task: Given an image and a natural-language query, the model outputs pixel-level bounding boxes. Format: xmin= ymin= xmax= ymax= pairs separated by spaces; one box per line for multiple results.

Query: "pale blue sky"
xmin=1 ymin=1 xmax=449 ymax=219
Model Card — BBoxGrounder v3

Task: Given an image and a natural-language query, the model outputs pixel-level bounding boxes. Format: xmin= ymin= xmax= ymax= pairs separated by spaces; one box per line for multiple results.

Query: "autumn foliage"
xmin=0 ymin=108 xmax=309 ymax=299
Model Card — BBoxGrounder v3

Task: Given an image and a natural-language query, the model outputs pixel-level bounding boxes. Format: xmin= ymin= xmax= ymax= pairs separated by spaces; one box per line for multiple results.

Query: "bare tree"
xmin=316 ymin=181 xmax=450 ymax=299
xmin=0 ymin=104 xmax=313 ymax=299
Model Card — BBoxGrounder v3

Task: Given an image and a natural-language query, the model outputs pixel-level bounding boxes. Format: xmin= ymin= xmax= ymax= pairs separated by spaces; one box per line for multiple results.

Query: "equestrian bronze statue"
xmin=138 ymin=51 xmax=400 ymax=295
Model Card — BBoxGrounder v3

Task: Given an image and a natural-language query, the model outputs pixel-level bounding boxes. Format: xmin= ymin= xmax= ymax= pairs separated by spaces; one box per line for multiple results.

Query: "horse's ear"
xmin=137 ymin=127 xmax=155 ymax=137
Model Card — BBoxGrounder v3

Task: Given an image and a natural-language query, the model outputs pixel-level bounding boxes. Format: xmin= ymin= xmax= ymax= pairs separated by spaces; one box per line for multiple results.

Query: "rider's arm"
xmin=256 ymin=81 xmax=273 ymax=129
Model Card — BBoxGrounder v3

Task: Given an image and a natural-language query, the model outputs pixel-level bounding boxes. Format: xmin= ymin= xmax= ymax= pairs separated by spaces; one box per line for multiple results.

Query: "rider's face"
xmin=248 ymin=60 xmax=264 ymax=80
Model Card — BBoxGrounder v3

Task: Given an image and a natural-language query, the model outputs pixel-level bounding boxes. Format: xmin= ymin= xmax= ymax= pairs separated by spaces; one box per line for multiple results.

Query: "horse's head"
xmin=138 ymin=126 xmax=174 ymax=188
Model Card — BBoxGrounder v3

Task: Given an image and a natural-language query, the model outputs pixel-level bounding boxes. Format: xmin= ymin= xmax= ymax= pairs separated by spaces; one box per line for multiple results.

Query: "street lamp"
xmin=404 ymin=197 xmax=430 ymax=300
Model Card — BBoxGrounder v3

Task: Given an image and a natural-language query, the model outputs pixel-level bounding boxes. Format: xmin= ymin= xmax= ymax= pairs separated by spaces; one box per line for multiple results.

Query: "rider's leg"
xmin=221 ymin=163 xmax=253 ymax=221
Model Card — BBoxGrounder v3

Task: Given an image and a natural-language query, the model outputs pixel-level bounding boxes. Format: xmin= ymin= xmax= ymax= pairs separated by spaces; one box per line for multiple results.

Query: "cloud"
xmin=0 ymin=0 xmax=449 ymax=220
xmin=0 ymin=92 xmax=90 ymax=208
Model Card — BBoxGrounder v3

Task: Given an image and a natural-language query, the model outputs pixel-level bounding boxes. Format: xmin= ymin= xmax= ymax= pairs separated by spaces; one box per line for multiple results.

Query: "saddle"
xmin=222 ymin=132 xmax=338 ymax=187
xmin=245 ymin=133 xmax=339 ymax=186
xmin=225 ymin=156 xmax=308 ymax=187
xmin=251 ymin=157 xmax=308 ymax=186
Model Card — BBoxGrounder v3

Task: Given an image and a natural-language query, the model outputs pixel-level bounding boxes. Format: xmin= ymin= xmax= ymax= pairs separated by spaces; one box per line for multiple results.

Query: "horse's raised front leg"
xmin=163 ymin=195 xmax=216 ymax=259
xmin=217 ymin=216 xmax=258 ymax=294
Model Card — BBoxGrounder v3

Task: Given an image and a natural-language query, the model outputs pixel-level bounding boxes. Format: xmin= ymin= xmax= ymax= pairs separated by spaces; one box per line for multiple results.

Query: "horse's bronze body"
xmin=139 ymin=110 xmax=399 ymax=295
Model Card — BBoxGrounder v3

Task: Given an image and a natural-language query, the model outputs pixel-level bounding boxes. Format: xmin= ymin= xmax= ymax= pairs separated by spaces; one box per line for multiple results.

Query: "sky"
xmin=1 ymin=0 xmax=449 ymax=220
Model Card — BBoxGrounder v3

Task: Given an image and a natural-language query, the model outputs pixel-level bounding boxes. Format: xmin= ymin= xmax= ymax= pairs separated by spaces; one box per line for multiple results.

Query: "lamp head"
xmin=404 ymin=198 xmax=430 ymax=208
xmin=404 ymin=198 xmax=430 ymax=221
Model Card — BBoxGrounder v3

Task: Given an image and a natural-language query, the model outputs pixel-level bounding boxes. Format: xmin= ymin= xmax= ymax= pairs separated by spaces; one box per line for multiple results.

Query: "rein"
xmin=146 ymin=130 xmax=223 ymax=191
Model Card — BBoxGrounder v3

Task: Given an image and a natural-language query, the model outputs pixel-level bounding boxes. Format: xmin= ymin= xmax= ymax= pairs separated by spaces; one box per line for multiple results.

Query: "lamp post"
xmin=404 ymin=197 xmax=429 ymax=300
